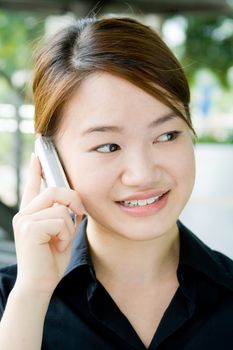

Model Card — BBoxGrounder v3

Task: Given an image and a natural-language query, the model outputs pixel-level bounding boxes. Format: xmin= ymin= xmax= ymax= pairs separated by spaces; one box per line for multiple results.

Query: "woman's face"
xmin=56 ymin=72 xmax=195 ymax=241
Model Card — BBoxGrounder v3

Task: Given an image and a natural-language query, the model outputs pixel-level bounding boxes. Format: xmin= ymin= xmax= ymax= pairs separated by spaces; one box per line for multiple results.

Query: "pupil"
xmin=110 ymin=144 xmax=116 ymax=152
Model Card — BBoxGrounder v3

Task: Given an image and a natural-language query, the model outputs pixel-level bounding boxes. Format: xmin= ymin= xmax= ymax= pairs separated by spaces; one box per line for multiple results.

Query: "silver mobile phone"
xmin=35 ymin=135 xmax=76 ymax=223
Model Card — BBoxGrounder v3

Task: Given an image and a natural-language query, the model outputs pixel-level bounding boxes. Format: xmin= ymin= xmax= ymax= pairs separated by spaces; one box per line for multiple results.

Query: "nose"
xmin=120 ymin=149 xmax=162 ymax=188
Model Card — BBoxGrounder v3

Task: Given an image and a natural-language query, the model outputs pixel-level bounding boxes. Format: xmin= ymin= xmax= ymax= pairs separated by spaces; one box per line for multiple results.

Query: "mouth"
xmin=119 ymin=193 xmax=164 ymax=207
xmin=115 ymin=191 xmax=170 ymax=217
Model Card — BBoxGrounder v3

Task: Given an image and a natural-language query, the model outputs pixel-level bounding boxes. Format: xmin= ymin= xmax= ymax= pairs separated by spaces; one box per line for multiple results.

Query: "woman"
xmin=0 ymin=17 xmax=233 ymax=350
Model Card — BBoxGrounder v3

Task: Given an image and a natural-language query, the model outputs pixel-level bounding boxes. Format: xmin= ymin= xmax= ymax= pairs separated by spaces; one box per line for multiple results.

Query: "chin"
xmin=99 ymin=214 xmax=178 ymax=242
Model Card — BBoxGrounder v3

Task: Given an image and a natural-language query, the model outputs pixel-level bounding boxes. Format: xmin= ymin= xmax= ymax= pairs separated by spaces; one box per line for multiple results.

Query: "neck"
xmin=86 ymin=218 xmax=180 ymax=287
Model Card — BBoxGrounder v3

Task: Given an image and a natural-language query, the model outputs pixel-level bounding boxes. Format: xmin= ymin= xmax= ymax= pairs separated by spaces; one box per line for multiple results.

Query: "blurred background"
xmin=0 ymin=0 xmax=233 ymax=266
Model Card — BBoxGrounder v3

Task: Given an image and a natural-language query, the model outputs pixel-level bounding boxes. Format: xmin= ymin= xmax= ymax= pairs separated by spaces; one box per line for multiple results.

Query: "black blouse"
xmin=0 ymin=218 xmax=233 ymax=349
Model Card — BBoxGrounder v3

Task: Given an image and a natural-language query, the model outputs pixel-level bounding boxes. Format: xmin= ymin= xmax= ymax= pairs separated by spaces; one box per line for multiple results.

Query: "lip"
xmin=115 ymin=191 xmax=170 ymax=217
xmin=117 ymin=190 xmax=170 ymax=202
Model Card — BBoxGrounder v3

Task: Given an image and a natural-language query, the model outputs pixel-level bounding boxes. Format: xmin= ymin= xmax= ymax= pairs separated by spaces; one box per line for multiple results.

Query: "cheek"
xmin=176 ymin=145 xmax=196 ymax=192
xmin=69 ymin=156 xmax=115 ymax=200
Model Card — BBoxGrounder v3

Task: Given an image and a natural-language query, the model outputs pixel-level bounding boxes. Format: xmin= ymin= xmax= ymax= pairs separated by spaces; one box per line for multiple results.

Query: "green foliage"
xmin=0 ymin=10 xmax=44 ymax=78
xmin=183 ymin=15 xmax=233 ymax=88
xmin=197 ymin=133 xmax=233 ymax=144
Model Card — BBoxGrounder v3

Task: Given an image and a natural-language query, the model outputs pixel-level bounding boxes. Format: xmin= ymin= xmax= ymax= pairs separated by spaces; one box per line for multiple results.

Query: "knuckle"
xmin=12 ymin=212 xmax=21 ymax=228
xmin=56 ymin=205 xmax=69 ymax=217
xmin=13 ymin=216 xmax=34 ymax=239
xmin=56 ymin=218 xmax=67 ymax=235
xmin=12 ymin=212 xmax=27 ymax=232
xmin=20 ymin=219 xmax=34 ymax=234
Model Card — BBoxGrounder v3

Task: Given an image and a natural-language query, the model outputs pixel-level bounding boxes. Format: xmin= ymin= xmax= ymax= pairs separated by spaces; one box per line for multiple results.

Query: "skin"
xmin=0 ymin=71 xmax=196 ymax=349
xmin=55 ymin=72 xmax=196 ymax=346
xmin=56 ymin=71 xmax=196 ymax=273
xmin=0 ymin=157 xmax=85 ymax=349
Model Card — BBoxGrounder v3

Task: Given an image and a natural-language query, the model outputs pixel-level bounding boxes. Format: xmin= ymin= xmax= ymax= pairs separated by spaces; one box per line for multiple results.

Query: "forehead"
xmin=57 ymin=73 xmax=189 ymax=142
xmin=59 ymin=72 xmax=185 ymax=136
xmin=67 ymin=72 xmax=164 ymax=108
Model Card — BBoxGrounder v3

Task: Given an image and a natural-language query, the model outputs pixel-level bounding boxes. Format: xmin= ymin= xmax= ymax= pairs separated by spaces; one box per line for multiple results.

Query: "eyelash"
xmin=156 ymin=131 xmax=181 ymax=143
xmin=94 ymin=131 xmax=182 ymax=153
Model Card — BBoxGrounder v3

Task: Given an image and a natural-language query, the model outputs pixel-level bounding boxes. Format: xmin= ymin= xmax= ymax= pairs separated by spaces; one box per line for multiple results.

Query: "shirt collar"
xmin=65 ymin=217 xmax=233 ymax=293
xmin=177 ymin=220 xmax=233 ymax=292
xmin=65 ymin=217 xmax=92 ymax=276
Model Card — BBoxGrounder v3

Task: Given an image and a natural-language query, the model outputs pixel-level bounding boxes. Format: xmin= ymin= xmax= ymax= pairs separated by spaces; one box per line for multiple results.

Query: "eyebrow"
xmin=80 ymin=111 xmax=179 ymax=136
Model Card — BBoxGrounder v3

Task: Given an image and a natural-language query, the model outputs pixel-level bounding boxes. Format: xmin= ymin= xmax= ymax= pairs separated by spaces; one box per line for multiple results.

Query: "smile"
xmin=120 ymin=195 xmax=162 ymax=207
xmin=116 ymin=191 xmax=170 ymax=217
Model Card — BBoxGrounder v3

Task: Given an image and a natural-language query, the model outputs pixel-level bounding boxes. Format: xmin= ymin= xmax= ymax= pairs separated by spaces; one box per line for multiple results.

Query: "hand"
xmin=12 ymin=153 xmax=86 ymax=296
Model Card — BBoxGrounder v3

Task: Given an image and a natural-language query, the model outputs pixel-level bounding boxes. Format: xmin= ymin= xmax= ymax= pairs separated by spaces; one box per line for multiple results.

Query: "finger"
xmin=21 ymin=187 xmax=86 ymax=217
xmin=75 ymin=213 xmax=84 ymax=230
xmin=20 ymin=153 xmax=42 ymax=210
xmin=50 ymin=234 xmax=72 ymax=253
xmin=37 ymin=218 xmax=72 ymax=252
xmin=27 ymin=205 xmax=76 ymax=237
xmin=17 ymin=218 xmax=73 ymax=253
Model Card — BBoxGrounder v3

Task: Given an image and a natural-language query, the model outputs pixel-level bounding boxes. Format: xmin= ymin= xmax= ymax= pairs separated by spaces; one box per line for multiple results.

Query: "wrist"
xmin=10 ymin=282 xmax=53 ymax=308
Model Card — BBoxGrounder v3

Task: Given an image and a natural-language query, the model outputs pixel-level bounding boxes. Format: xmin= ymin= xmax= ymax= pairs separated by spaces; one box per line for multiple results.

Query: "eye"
xmin=156 ymin=131 xmax=181 ymax=143
xmin=95 ymin=143 xmax=120 ymax=153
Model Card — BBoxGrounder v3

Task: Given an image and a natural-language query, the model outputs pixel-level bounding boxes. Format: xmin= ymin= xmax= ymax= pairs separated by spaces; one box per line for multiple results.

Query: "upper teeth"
xmin=121 ymin=195 xmax=162 ymax=207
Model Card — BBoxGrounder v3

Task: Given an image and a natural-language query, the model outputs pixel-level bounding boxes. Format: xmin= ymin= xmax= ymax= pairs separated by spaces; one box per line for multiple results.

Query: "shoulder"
xmin=178 ymin=221 xmax=233 ymax=293
xmin=212 ymin=249 xmax=233 ymax=276
xmin=0 ymin=264 xmax=17 ymax=317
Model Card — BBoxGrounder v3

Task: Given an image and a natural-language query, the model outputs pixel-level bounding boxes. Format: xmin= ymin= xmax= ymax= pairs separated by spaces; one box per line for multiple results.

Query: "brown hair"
xmin=33 ymin=17 xmax=196 ymax=138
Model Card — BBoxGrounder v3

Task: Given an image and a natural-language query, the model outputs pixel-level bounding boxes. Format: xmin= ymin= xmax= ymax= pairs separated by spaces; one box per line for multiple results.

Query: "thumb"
xmin=20 ymin=153 xmax=42 ymax=209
